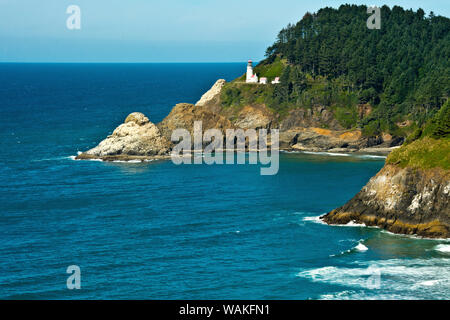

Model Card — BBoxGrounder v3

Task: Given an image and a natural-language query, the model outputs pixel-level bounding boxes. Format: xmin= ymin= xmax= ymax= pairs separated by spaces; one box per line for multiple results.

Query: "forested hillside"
xmin=223 ymin=5 xmax=449 ymax=138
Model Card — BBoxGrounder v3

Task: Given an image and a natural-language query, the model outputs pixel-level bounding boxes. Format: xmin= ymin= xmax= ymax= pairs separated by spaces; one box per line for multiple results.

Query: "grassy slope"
xmin=386 ymin=101 xmax=450 ymax=170
xmin=387 ymin=137 xmax=449 ymax=170
xmin=253 ymin=58 xmax=286 ymax=81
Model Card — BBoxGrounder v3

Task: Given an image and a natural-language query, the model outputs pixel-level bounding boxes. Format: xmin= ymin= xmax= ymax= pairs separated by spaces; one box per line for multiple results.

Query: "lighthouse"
xmin=246 ymin=60 xmax=258 ymax=83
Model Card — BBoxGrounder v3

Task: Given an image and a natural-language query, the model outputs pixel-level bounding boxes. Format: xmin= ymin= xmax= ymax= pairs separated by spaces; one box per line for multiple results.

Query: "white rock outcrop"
xmin=82 ymin=112 xmax=170 ymax=157
xmin=195 ymin=79 xmax=226 ymax=107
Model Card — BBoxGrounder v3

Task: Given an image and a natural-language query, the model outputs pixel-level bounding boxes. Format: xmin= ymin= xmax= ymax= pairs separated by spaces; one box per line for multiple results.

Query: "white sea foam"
xmin=417 ymin=280 xmax=440 ymax=287
xmin=435 ymin=244 xmax=450 ymax=253
xmin=345 ymin=221 xmax=366 ymax=227
xmin=356 ymin=154 xmax=387 ymax=159
xmin=302 ymin=215 xmax=326 ymax=225
xmin=302 ymin=215 xmax=368 ymax=228
xmin=302 ymin=151 xmax=351 ymax=157
xmin=35 ymin=156 xmax=78 ymax=162
xmin=355 ymin=243 xmax=368 ymax=252
xmin=68 ymin=155 xmax=156 ymax=163
xmin=319 ymin=290 xmax=410 ymax=300
xmin=297 ymin=258 xmax=450 ymax=299
xmin=280 ymin=150 xmax=300 ymax=154
xmin=112 ymin=159 xmax=142 ymax=163
xmin=328 ymin=220 xmax=368 ymax=228
xmin=284 ymin=150 xmax=386 ymax=160
xmin=331 ymin=240 xmax=368 ymax=257
xmin=380 ymin=229 xmax=450 ymax=241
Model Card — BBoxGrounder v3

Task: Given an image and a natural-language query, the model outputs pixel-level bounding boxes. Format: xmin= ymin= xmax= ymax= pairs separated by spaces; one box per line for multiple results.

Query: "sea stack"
xmin=76 ymin=112 xmax=171 ymax=161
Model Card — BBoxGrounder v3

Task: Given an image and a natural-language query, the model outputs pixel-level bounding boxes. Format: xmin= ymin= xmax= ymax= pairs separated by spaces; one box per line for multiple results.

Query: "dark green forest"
xmin=223 ymin=5 xmax=449 ymax=137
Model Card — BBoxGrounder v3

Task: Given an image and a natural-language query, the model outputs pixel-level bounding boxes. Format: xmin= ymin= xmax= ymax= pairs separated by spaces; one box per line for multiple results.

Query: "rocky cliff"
xmin=192 ymin=79 xmax=401 ymax=153
xmin=322 ymin=137 xmax=450 ymax=238
xmin=158 ymin=102 xmax=234 ymax=143
xmin=323 ymin=164 xmax=449 ymax=238
xmin=195 ymin=79 xmax=226 ymax=108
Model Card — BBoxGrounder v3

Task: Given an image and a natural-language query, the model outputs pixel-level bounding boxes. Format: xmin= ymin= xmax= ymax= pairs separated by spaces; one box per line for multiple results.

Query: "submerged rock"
xmin=76 ymin=112 xmax=171 ymax=160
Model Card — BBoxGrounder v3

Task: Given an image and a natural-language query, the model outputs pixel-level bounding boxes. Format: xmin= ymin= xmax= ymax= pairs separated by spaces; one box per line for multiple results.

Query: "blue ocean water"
xmin=0 ymin=63 xmax=449 ymax=300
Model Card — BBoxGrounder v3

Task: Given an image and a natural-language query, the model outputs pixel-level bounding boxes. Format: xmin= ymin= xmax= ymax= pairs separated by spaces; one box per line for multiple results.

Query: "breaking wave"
xmin=302 ymin=215 xmax=326 ymax=225
xmin=354 ymin=243 xmax=368 ymax=252
xmin=302 ymin=151 xmax=351 ymax=157
xmin=297 ymin=258 xmax=450 ymax=299
xmin=330 ymin=240 xmax=369 ymax=257
xmin=435 ymin=244 xmax=450 ymax=253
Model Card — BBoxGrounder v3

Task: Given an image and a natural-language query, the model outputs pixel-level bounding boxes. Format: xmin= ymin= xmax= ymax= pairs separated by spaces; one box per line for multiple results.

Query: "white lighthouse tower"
xmin=246 ymin=60 xmax=258 ymax=83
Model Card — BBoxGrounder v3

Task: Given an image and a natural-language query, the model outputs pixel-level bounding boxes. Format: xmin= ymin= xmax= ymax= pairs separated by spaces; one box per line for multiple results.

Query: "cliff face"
xmin=196 ymin=80 xmax=401 ymax=153
xmin=323 ymin=164 xmax=450 ymax=238
xmin=157 ymin=103 xmax=234 ymax=143
xmin=279 ymin=106 xmax=341 ymax=131
xmin=322 ymin=134 xmax=450 ymax=238
xmin=195 ymin=79 xmax=226 ymax=109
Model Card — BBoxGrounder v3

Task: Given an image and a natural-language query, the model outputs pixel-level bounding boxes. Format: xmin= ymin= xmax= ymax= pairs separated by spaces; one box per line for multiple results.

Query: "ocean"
xmin=0 ymin=63 xmax=449 ymax=299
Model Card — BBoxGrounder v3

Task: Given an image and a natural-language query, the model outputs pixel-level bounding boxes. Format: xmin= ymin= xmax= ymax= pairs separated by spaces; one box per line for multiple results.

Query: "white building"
xmin=246 ymin=60 xmax=258 ymax=83
xmin=246 ymin=59 xmax=280 ymax=84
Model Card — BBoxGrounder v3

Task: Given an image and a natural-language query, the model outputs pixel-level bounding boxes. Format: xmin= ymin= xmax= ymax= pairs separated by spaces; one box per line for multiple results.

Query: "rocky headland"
xmin=76 ymin=79 xmax=402 ymax=161
xmin=323 ymin=164 xmax=449 ymax=238
xmin=322 ymin=135 xmax=450 ymax=238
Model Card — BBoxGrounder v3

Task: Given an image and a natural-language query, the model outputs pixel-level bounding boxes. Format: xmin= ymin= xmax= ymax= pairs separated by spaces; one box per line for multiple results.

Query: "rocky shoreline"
xmin=322 ymin=164 xmax=450 ymax=238
xmin=75 ymin=148 xmax=393 ymax=162
xmin=76 ymin=79 xmax=401 ymax=161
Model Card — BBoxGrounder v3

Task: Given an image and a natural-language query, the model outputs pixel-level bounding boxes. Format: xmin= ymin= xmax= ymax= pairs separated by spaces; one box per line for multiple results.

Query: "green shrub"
xmin=335 ymin=107 xmax=358 ymax=129
xmin=362 ymin=120 xmax=381 ymax=137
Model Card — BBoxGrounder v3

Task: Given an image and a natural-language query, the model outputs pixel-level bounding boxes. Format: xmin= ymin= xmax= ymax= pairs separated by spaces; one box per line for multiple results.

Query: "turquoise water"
xmin=0 ymin=64 xmax=449 ymax=299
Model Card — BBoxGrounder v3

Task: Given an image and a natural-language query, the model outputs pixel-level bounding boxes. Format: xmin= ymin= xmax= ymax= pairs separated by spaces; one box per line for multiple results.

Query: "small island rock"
xmin=76 ymin=112 xmax=170 ymax=161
